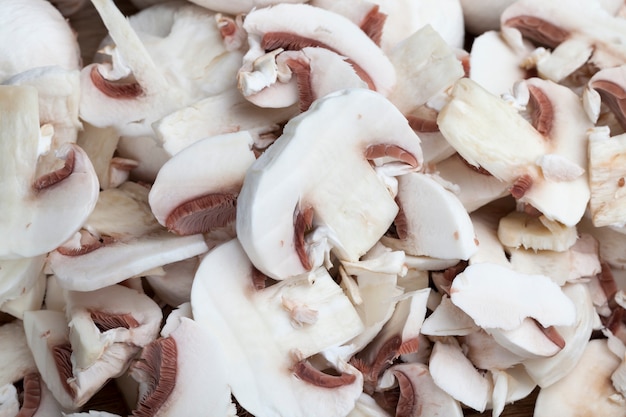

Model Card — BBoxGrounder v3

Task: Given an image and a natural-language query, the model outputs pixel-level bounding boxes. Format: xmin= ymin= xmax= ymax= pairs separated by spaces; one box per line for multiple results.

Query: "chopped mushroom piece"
xmin=0 ymin=321 xmax=37 ymax=387
xmin=148 ymin=132 xmax=256 ymax=235
xmin=191 ymin=239 xmax=364 ymax=417
xmin=497 ymin=210 xmax=578 ymax=252
xmin=236 ymin=88 xmax=422 ymax=280
xmin=128 ymin=317 xmax=233 ymax=417
xmin=0 ymin=256 xmax=45 ymax=308
xmin=0 ymin=85 xmax=98 ymax=260
xmin=533 ymin=339 xmax=626 ymax=417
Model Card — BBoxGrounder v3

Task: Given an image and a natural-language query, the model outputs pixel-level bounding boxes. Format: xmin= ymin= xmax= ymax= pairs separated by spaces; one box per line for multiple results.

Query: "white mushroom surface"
xmin=7 ymin=1 xmax=626 ymax=415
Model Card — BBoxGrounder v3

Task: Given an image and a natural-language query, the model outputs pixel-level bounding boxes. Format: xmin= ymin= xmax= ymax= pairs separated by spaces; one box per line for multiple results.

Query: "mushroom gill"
xmin=16 ymin=373 xmax=41 ymax=417
xmin=293 ymin=205 xmax=314 ymax=271
xmin=89 ymin=310 xmax=140 ymax=333
xmin=527 ymin=85 xmax=554 ymax=137
xmin=52 ymin=343 xmax=74 ymax=398
xmin=165 ymin=193 xmax=238 ymax=236
xmin=292 ymin=360 xmax=357 ymax=388
xmin=33 ymin=147 xmax=75 ymax=190
xmin=89 ymin=65 xmax=143 ymax=99
xmin=503 ymin=16 xmax=569 ymax=48
xmin=131 ymin=337 xmax=177 ymax=417
xmin=359 ymin=5 xmax=386 ymax=46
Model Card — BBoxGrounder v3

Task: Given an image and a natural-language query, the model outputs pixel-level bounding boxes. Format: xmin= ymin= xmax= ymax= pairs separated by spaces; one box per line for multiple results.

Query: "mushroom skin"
xmin=0 ymin=85 xmax=98 ymax=260
xmin=236 ymin=88 xmax=422 ymax=280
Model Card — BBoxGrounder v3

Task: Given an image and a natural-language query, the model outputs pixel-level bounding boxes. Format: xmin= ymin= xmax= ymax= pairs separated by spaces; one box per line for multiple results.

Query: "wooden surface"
xmin=65 ymin=2 xmax=539 ymax=416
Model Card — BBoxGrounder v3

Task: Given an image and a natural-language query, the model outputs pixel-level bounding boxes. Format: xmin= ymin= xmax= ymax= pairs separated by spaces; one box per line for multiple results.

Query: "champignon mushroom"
xmin=237 ymin=4 xmax=396 ymax=108
xmin=0 ymin=85 xmax=99 ymax=260
xmin=236 ymin=88 xmax=422 ymax=280
xmin=148 ymin=131 xmax=256 ymax=235
xmin=0 ymin=321 xmax=37 ymax=387
xmin=191 ymin=239 xmax=365 ymax=417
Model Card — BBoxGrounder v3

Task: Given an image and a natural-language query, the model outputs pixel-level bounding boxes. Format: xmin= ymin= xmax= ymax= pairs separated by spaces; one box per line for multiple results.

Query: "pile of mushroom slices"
xmin=4 ymin=0 xmax=626 ymax=415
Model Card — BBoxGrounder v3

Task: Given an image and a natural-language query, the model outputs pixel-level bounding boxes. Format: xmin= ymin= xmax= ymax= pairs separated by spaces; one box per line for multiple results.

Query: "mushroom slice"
xmin=523 ymin=283 xmax=596 ymax=387
xmin=0 ymin=85 xmax=98 ymax=260
xmin=145 ymin=257 xmax=199 ymax=307
xmin=488 ymin=317 xmax=564 ymax=359
xmin=462 ymin=330 xmax=525 ymax=371
xmin=48 ymin=230 xmax=208 ymax=291
xmin=191 ymin=239 xmax=364 ymax=417
xmin=18 ymin=372 xmax=63 ymax=417
xmin=237 ymin=88 xmax=422 ymax=280
xmin=387 ymin=25 xmax=464 ymax=117
xmin=437 ymin=77 xmax=591 ymax=226
xmin=65 ymin=284 xmax=162 ymax=371
xmin=380 ymin=172 xmax=477 ymax=260
xmin=1 ymin=269 xmax=46 ymax=320
xmin=490 ymin=366 xmax=536 ymax=417
xmin=0 ymin=256 xmax=45 ymax=307
xmin=450 ymin=263 xmax=576 ymax=331
xmin=0 ymin=0 xmax=80 ymax=82
xmin=497 ymin=210 xmax=578 ymax=252
xmin=380 ymin=362 xmax=463 ymax=417
xmin=588 ymin=129 xmax=626 ymax=227
xmin=429 ymin=340 xmax=492 ymax=412
xmin=128 ymin=317 xmax=233 ymax=417
xmin=533 ymin=339 xmax=626 ymax=417
xmin=587 ymin=65 xmax=626 ymax=131
xmin=0 ymin=321 xmax=37 ymax=387
xmin=149 ymin=132 xmax=256 ymax=235
xmin=501 ymin=0 xmax=626 ymax=79
xmin=421 ymin=295 xmax=479 ymax=337
xmin=238 ymin=4 xmax=396 ymax=107
xmin=153 ymin=89 xmax=297 ymax=156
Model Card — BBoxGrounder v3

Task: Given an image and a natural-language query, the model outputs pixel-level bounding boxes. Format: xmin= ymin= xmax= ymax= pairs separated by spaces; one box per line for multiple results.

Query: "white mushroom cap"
xmin=0 ymin=85 xmax=99 ymax=260
xmin=236 ymin=88 xmax=422 ymax=280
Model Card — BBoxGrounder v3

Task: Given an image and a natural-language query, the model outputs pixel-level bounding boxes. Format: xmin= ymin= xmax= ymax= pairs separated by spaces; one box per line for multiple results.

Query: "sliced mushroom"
xmin=238 ymin=4 xmax=396 ymax=108
xmin=490 ymin=366 xmax=536 ymax=417
xmin=0 ymin=321 xmax=37 ymax=387
xmin=128 ymin=317 xmax=233 ymax=417
xmin=237 ymin=88 xmax=422 ymax=280
xmin=497 ymin=210 xmax=578 ymax=252
xmin=0 ymin=256 xmax=45 ymax=308
xmin=421 ymin=295 xmax=479 ymax=337
xmin=0 ymin=269 xmax=46 ymax=320
xmin=380 ymin=172 xmax=478 ymax=260
xmin=533 ymin=339 xmax=626 ymax=417
xmin=0 ymin=85 xmax=99 ymax=260
xmin=144 ymin=258 xmax=199 ymax=308
xmin=191 ymin=239 xmax=364 ymax=417
xmin=148 ymin=131 xmax=256 ymax=235
xmin=0 ymin=0 xmax=80 ymax=82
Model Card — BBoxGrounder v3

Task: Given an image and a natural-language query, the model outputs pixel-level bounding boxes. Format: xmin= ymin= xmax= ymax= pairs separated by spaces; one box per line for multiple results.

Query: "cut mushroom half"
xmin=236 ymin=88 xmax=422 ymax=280
xmin=0 ymin=85 xmax=98 ymax=260
xmin=191 ymin=239 xmax=365 ymax=417
xmin=149 ymin=131 xmax=256 ymax=236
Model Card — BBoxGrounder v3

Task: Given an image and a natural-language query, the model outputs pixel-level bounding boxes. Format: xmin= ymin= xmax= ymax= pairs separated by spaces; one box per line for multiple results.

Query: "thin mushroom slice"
xmin=64 ymin=284 xmax=162 ymax=371
xmin=497 ymin=210 xmax=578 ymax=252
xmin=48 ymin=230 xmax=209 ymax=291
xmin=428 ymin=340 xmax=492 ymax=413
xmin=421 ymin=294 xmax=479 ymax=337
xmin=236 ymin=88 xmax=422 ymax=280
xmin=238 ymin=3 xmax=396 ymax=108
xmin=587 ymin=65 xmax=626 ymax=131
xmin=149 ymin=132 xmax=256 ymax=236
xmin=1 ymin=269 xmax=46 ymax=320
xmin=128 ymin=317 xmax=233 ymax=417
xmin=450 ymin=263 xmax=576 ymax=331
xmin=145 ymin=257 xmax=199 ymax=308
xmin=501 ymin=0 xmax=626 ymax=80
xmin=0 ymin=321 xmax=37 ymax=387
xmin=379 ymin=362 xmax=463 ymax=417
xmin=0 ymin=256 xmax=45 ymax=308
xmin=191 ymin=239 xmax=364 ymax=417
xmin=380 ymin=172 xmax=477 ymax=260
xmin=533 ymin=339 xmax=626 ymax=417
xmin=0 ymin=85 xmax=98 ymax=260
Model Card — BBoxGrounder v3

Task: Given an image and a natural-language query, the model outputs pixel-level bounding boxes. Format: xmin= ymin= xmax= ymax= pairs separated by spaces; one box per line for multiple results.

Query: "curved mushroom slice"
xmin=587 ymin=65 xmax=626 ymax=130
xmin=462 ymin=329 xmax=525 ymax=371
xmin=153 ymin=89 xmax=298 ymax=156
xmin=0 ymin=269 xmax=46 ymax=320
xmin=48 ymin=230 xmax=208 ymax=291
xmin=450 ymin=263 xmax=576 ymax=331
xmin=588 ymin=128 xmax=626 ymax=227
xmin=18 ymin=372 xmax=63 ymax=417
xmin=238 ymin=4 xmax=396 ymax=108
xmin=128 ymin=317 xmax=233 ymax=417
xmin=379 ymin=362 xmax=463 ymax=417
xmin=533 ymin=339 xmax=626 ymax=417
xmin=65 ymin=284 xmax=162 ymax=371
xmin=0 ymin=0 xmax=80 ymax=82
xmin=0 ymin=85 xmax=98 ymax=260
xmin=381 ymin=172 xmax=478 ymax=260
xmin=149 ymin=132 xmax=256 ymax=235
xmin=497 ymin=210 xmax=578 ymax=252
xmin=429 ymin=340 xmax=492 ymax=413
xmin=237 ymin=88 xmax=422 ymax=280
xmin=488 ymin=317 xmax=565 ymax=359
xmin=437 ymin=77 xmax=591 ymax=226
xmin=421 ymin=295 xmax=479 ymax=337
xmin=490 ymin=366 xmax=536 ymax=417
xmin=191 ymin=239 xmax=365 ymax=417
xmin=387 ymin=25 xmax=464 ymax=117
xmin=501 ymin=0 xmax=626 ymax=81
xmin=0 ymin=321 xmax=37 ymax=387
xmin=81 ymin=1 xmax=242 ymax=137
xmin=522 ymin=283 xmax=596 ymax=387
xmin=0 ymin=256 xmax=45 ymax=308
xmin=469 ymin=29 xmax=535 ymax=96
xmin=145 ymin=257 xmax=199 ymax=307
